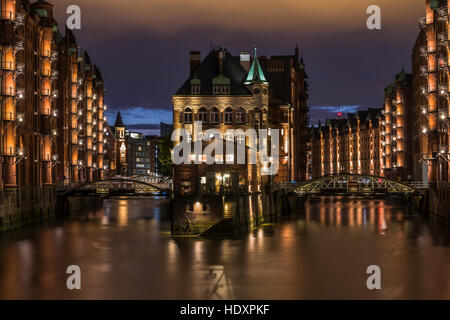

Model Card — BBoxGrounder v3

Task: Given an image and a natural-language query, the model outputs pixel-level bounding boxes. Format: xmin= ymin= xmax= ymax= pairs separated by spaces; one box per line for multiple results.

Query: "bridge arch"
xmin=61 ymin=178 xmax=171 ymax=196
xmin=294 ymin=174 xmax=417 ymax=196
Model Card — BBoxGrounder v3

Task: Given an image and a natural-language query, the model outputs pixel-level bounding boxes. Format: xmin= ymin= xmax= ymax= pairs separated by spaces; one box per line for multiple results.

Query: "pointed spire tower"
xmin=114 ymin=111 xmax=125 ymax=128
xmin=244 ymin=47 xmax=268 ymax=85
xmin=244 ymin=47 xmax=269 ymax=131
xmin=114 ymin=111 xmax=126 ymax=140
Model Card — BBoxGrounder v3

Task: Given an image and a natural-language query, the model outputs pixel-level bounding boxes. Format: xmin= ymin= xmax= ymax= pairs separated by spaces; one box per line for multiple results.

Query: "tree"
xmin=158 ymin=134 xmax=173 ymax=178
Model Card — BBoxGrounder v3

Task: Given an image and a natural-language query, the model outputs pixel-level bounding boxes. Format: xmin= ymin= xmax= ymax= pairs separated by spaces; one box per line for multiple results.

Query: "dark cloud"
xmin=49 ymin=0 xmax=424 ymax=124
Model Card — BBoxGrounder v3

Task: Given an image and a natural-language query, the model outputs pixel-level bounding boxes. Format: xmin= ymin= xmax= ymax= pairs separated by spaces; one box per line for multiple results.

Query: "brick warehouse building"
xmin=381 ymin=70 xmax=414 ymax=181
xmin=0 ymin=0 xmax=107 ymax=189
xmin=414 ymin=0 xmax=450 ymax=183
xmin=0 ymin=0 xmax=107 ymax=227
xmin=309 ymin=0 xmax=450 ymax=185
xmin=172 ymin=47 xmax=309 ymax=194
xmin=309 ymin=109 xmax=383 ymax=179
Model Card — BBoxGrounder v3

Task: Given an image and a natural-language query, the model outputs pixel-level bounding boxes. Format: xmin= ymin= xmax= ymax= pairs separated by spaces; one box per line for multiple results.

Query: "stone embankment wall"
xmin=0 ymin=187 xmax=103 ymax=232
xmin=171 ymin=187 xmax=286 ymax=236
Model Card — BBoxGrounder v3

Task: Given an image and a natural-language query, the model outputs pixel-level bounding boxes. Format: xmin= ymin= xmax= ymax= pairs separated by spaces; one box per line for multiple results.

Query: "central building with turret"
xmin=172 ymin=47 xmax=308 ymax=195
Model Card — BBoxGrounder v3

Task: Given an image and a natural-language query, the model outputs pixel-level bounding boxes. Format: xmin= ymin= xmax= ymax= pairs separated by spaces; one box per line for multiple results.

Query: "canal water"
xmin=0 ymin=196 xmax=449 ymax=299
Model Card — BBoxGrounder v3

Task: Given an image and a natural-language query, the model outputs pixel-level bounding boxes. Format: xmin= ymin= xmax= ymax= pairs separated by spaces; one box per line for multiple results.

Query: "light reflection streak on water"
xmin=0 ymin=196 xmax=449 ymax=299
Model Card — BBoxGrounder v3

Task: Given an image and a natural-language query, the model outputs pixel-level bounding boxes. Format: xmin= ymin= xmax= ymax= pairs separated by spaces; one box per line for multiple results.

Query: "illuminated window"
xmin=191 ymin=84 xmax=200 ymax=94
xmin=184 ymin=108 xmax=193 ymax=123
xmin=236 ymin=133 xmax=245 ymax=145
xmin=210 ymin=107 xmax=219 ymax=124
xmin=224 ymin=107 xmax=233 ymax=124
xmin=198 ymin=107 xmax=207 ymax=124
xmin=236 ymin=108 xmax=245 ymax=124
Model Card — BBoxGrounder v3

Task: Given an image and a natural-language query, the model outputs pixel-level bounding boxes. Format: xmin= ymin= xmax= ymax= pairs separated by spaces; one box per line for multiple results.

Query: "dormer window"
xmin=212 ymin=75 xmax=230 ymax=95
xmin=213 ymin=85 xmax=230 ymax=95
xmin=190 ymin=77 xmax=201 ymax=95
xmin=192 ymin=84 xmax=200 ymax=94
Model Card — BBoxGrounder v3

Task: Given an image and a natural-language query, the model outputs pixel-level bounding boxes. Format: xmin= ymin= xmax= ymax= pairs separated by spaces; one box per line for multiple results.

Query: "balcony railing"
xmin=437 ymin=7 xmax=448 ymax=21
xmin=421 ymin=86 xmax=428 ymax=95
xmin=438 ymin=32 xmax=448 ymax=44
xmin=13 ymin=40 xmax=24 ymax=53
xmin=418 ymin=17 xmax=427 ymax=29
xmin=421 ymin=105 xmax=429 ymax=114
xmin=439 ymin=145 xmax=448 ymax=154
xmin=439 ymin=57 xmax=448 ymax=68
xmin=51 ymin=70 xmax=59 ymax=80
xmin=420 ymin=65 xmax=428 ymax=75
xmin=420 ymin=46 xmax=428 ymax=58
xmin=50 ymin=52 xmax=58 ymax=62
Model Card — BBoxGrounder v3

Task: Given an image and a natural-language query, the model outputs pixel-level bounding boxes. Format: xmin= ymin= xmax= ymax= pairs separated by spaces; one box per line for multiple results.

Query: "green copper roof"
xmin=430 ymin=0 xmax=439 ymax=10
xmin=212 ymin=74 xmax=230 ymax=85
xmin=396 ymin=68 xmax=406 ymax=82
xmin=384 ymin=83 xmax=396 ymax=96
xmin=35 ymin=9 xmax=48 ymax=18
xmin=244 ymin=48 xmax=268 ymax=84
xmin=190 ymin=77 xmax=201 ymax=85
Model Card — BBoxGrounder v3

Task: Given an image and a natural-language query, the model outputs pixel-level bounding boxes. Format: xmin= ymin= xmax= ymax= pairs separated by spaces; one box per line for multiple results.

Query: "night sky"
xmin=51 ymin=0 xmax=424 ymax=129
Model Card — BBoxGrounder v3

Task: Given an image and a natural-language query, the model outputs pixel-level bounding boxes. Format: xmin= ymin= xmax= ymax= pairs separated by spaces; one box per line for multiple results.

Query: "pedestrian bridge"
xmin=280 ymin=174 xmax=421 ymax=196
xmin=61 ymin=178 xmax=172 ymax=197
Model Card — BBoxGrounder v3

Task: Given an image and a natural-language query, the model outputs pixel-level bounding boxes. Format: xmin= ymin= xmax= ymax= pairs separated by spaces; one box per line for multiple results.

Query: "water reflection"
xmin=0 ymin=196 xmax=449 ymax=299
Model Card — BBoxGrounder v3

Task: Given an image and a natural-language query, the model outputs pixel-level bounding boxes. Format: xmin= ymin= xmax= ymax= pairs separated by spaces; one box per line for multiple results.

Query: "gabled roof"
xmin=174 ymin=49 xmax=252 ymax=96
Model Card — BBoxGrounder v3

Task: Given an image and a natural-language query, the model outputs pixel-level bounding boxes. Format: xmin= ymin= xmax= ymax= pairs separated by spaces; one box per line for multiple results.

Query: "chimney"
xmin=190 ymin=51 xmax=201 ymax=75
xmin=218 ymin=49 xmax=225 ymax=74
xmin=240 ymin=51 xmax=250 ymax=72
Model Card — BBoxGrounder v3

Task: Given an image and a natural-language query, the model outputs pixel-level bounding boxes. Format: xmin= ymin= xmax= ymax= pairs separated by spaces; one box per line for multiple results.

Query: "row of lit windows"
xmin=181 ymin=107 xmax=264 ymax=125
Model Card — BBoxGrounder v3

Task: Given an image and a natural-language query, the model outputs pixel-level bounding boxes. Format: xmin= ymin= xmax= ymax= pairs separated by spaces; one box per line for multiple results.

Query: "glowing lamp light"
xmin=422 ymin=127 xmax=428 ymax=134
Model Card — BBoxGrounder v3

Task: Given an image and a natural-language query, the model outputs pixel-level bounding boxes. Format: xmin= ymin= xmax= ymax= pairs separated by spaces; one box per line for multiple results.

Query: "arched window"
xmin=198 ymin=107 xmax=207 ymax=124
xmin=224 ymin=107 xmax=233 ymax=124
xmin=236 ymin=133 xmax=245 ymax=145
xmin=184 ymin=108 xmax=193 ymax=123
xmin=236 ymin=108 xmax=245 ymax=124
xmin=210 ymin=107 xmax=219 ymax=124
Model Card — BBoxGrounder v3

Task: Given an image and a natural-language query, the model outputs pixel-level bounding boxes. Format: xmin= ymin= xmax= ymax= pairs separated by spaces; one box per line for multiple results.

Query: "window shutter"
xmin=179 ymin=112 xmax=183 ymax=123
xmin=245 ymin=112 xmax=249 ymax=123
xmin=220 ymin=112 xmax=223 ymax=123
